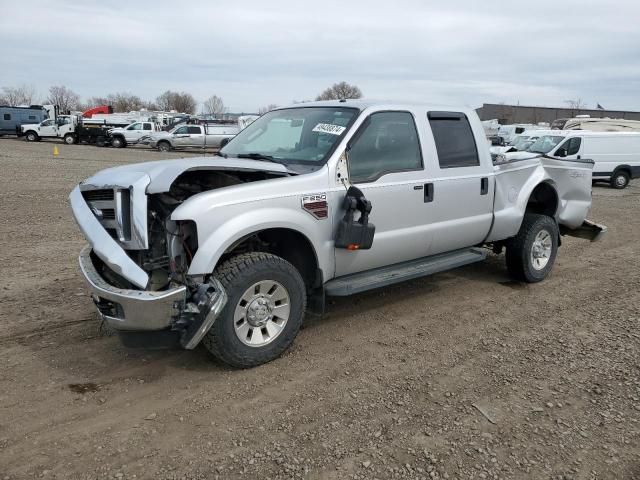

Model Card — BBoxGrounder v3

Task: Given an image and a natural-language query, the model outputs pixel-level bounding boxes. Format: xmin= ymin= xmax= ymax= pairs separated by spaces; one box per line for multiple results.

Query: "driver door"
xmin=40 ymin=119 xmax=57 ymax=137
xmin=172 ymin=126 xmax=190 ymax=146
xmin=334 ymin=111 xmax=432 ymax=277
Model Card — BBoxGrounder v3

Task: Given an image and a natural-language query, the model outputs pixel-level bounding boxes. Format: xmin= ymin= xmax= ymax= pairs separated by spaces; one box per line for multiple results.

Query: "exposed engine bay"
xmin=133 ymin=169 xmax=287 ymax=291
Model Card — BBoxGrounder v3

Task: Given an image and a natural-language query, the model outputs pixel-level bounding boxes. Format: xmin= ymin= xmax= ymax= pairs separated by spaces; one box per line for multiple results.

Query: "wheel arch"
xmin=525 ymin=181 xmax=559 ymax=218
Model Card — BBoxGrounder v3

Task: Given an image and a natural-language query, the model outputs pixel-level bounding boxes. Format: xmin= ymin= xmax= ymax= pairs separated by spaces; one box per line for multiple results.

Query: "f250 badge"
xmin=301 ymin=193 xmax=328 ymax=220
xmin=569 ymin=170 xmax=586 ymax=178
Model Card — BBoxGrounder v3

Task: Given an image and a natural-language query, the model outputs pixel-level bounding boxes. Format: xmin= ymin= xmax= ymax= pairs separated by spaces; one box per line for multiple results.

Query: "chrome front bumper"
xmin=79 ymin=246 xmax=186 ymax=331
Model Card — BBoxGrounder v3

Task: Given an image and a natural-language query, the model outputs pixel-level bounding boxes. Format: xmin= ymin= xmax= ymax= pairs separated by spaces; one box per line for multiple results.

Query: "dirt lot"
xmin=0 ymin=138 xmax=638 ymax=480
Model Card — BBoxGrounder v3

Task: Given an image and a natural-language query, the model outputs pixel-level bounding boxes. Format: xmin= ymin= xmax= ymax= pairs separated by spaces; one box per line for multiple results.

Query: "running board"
xmin=325 ymin=247 xmax=487 ymax=296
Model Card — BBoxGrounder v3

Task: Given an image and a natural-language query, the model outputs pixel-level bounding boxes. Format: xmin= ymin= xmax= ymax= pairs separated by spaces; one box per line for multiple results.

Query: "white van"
xmin=524 ymin=131 xmax=640 ymax=189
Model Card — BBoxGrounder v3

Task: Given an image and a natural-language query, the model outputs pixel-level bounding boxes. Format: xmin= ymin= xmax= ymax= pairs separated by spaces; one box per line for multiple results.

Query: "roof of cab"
xmin=274 ymin=100 xmax=479 ymax=117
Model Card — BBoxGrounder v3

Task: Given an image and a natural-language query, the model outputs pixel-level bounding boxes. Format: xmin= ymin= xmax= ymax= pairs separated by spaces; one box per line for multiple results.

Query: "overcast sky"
xmin=1 ymin=1 xmax=639 ymax=113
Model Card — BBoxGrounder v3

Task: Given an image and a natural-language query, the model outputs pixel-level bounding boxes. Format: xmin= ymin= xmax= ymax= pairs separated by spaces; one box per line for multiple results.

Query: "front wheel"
xmin=25 ymin=131 xmax=38 ymax=142
xmin=610 ymin=170 xmax=629 ymax=189
xmin=111 ymin=136 xmax=125 ymax=148
xmin=505 ymin=213 xmax=559 ymax=283
xmin=202 ymin=252 xmax=306 ymax=368
xmin=64 ymin=134 xmax=76 ymax=145
xmin=157 ymin=141 xmax=171 ymax=152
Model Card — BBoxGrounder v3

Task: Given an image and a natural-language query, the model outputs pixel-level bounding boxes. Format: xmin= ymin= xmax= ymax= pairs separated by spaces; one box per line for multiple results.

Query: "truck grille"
xmin=81 ymin=187 xmax=132 ymax=244
xmin=82 ymin=189 xmax=114 ymax=202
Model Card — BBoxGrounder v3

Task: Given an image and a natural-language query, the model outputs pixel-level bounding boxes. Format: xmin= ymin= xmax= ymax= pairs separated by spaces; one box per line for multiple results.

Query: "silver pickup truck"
xmin=148 ymin=123 xmax=239 ymax=152
xmin=70 ymin=101 xmax=605 ymax=368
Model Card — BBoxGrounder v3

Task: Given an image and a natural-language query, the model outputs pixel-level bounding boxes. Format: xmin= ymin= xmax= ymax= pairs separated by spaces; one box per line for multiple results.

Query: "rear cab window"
xmin=427 ymin=112 xmax=480 ymax=168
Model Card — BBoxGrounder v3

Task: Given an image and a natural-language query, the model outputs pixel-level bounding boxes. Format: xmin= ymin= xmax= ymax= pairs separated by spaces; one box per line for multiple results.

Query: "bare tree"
xmin=315 ymin=81 xmax=363 ymax=101
xmin=564 ymin=98 xmax=586 ymax=110
xmin=46 ymin=85 xmax=81 ymax=112
xmin=156 ymin=90 xmax=197 ymax=114
xmin=83 ymin=93 xmax=145 ymax=112
xmin=258 ymin=104 xmax=278 ymax=115
xmin=203 ymin=95 xmax=227 ymax=116
xmin=0 ymin=84 xmax=38 ymax=106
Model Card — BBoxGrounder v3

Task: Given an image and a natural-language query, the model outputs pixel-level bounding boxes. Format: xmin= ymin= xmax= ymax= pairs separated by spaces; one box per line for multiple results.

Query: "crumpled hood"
xmin=81 ymin=157 xmax=290 ymax=194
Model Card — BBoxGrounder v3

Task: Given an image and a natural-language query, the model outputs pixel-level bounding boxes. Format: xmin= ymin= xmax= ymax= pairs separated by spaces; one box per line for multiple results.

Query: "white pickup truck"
xmin=70 ymin=101 xmax=605 ymax=368
xmin=108 ymin=121 xmax=162 ymax=148
xmin=147 ymin=123 xmax=240 ymax=152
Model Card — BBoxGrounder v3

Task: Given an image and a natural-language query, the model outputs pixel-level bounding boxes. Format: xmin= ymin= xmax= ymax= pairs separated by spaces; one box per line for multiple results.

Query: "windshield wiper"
xmin=236 ymin=153 xmax=284 ymax=164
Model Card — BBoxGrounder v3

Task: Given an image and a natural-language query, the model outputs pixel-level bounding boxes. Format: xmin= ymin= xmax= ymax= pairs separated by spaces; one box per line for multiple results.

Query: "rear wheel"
xmin=610 ymin=170 xmax=629 ymax=189
xmin=157 ymin=141 xmax=171 ymax=152
xmin=111 ymin=136 xmax=125 ymax=148
xmin=505 ymin=213 xmax=558 ymax=283
xmin=25 ymin=131 xmax=38 ymax=142
xmin=202 ymin=252 xmax=306 ymax=368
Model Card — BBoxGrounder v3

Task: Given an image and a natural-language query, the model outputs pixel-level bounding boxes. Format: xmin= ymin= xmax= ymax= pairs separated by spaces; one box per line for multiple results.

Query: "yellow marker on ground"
xmin=53 ymin=146 xmax=59 ymax=157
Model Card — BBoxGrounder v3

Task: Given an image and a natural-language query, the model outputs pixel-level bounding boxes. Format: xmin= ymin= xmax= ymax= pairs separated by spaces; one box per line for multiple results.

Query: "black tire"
xmin=25 ymin=131 xmax=38 ymax=142
xmin=203 ymin=252 xmax=306 ymax=368
xmin=157 ymin=141 xmax=171 ymax=152
xmin=505 ymin=213 xmax=559 ymax=283
xmin=111 ymin=136 xmax=126 ymax=148
xmin=96 ymin=136 xmax=106 ymax=147
xmin=610 ymin=170 xmax=629 ymax=189
xmin=64 ymin=134 xmax=76 ymax=145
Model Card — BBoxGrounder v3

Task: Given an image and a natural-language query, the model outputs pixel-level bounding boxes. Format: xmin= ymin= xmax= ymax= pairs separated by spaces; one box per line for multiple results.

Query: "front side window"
xmin=221 ymin=107 xmax=358 ymax=165
xmin=128 ymin=123 xmax=143 ymax=131
xmin=347 ymin=111 xmax=422 ymax=183
xmin=428 ymin=112 xmax=480 ymax=168
xmin=41 ymin=119 xmax=53 ymax=126
xmin=566 ymin=137 xmax=581 ymax=155
xmin=174 ymin=126 xmax=188 ymax=135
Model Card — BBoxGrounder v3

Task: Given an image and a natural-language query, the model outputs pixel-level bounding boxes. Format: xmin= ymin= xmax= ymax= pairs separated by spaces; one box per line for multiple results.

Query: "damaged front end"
xmin=70 ymin=159 xmax=290 ymax=349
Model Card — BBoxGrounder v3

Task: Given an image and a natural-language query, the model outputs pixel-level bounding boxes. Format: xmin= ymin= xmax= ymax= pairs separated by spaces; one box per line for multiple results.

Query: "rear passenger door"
xmin=335 ymin=111 xmax=432 ymax=276
xmin=186 ymin=126 xmax=205 ymax=147
xmin=424 ymin=112 xmax=494 ymax=255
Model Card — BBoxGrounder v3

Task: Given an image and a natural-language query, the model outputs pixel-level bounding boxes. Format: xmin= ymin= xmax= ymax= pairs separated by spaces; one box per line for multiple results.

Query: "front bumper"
xmin=79 ymin=245 xmax=186 ymax=331
xmin=79 ymin=246 xmax=228 ymax=349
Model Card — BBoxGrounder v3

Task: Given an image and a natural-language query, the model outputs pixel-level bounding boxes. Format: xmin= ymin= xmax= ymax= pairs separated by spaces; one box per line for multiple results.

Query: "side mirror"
xmin=556 ymin=148 xmax=567 ymax=158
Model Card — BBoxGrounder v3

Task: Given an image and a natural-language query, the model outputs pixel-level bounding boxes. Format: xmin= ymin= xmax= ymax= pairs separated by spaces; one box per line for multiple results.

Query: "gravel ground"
xmin=0 ymin=138 xmax=639 ymax=480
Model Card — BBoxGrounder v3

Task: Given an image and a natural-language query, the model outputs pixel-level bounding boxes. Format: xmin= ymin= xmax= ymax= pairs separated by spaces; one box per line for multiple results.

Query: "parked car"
xmin=147 ymin=123 xmax=239 ymax=151
xmin=108 ymin=121 xmax=162 ymax=148
xmin=69 ymin=101 xmax=605 ymax=368
xmin=513 ymin=131 xmax=640 ymax=188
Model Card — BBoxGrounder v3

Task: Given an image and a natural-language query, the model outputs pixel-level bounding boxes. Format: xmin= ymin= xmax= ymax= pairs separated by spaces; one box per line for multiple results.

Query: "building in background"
xmin=476 ymin=103 xmax=640 ymax=125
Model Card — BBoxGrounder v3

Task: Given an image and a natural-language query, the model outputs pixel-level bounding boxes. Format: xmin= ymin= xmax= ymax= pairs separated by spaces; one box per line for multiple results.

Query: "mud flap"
xmin=334 ymin=186 xmax=376 ymax=250
xmin=561 ymin=219 xmax=607 ymax=242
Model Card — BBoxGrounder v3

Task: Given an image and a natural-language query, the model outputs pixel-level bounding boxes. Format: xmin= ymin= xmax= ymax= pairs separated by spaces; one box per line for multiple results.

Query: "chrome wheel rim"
xmin=234 ymin=280 xmax=290 ymax=347
xmin=531 ymin=229 xmax=552 ymax=270
xmin=615 ymin=175 xmax=627 ymax=187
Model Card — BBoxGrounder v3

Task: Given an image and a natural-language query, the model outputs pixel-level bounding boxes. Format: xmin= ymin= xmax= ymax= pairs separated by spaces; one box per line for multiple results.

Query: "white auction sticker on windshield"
xmin=312 ymin=123 xmax=346 ymax=135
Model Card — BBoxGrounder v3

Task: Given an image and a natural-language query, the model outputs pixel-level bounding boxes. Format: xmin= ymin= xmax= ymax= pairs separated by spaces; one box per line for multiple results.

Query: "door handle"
xmin=480 ymin=177 xmax=489 ymax=195
xmin=424 ymin=183 xmax=434 ymax=203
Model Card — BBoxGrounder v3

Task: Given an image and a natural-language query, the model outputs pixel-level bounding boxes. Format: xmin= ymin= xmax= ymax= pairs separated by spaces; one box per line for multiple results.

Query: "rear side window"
xmin=187 ymin=126 xmax=201 ymax=134
xmin=428 ymin=112 xmax=480 ymax=168
xmin=143 ymin=123 xmax=152 ymax=130
xmin=4 ymin=114 xmax=10 ymax=120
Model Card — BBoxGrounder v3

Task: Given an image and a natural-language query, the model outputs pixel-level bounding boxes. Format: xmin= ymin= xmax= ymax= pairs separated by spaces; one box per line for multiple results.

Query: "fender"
xmin=487 ymin=163 xmax=556 ymax=242
xmin=178 ymin=207 xmax=334 ymax=279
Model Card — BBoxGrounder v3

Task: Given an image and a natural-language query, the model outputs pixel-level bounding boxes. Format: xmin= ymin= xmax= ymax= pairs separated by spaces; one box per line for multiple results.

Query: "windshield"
xmin=527 ymin=135 xmax=566 ymax=154
xmin=220 ymin=107 xmax=359 ymax=165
